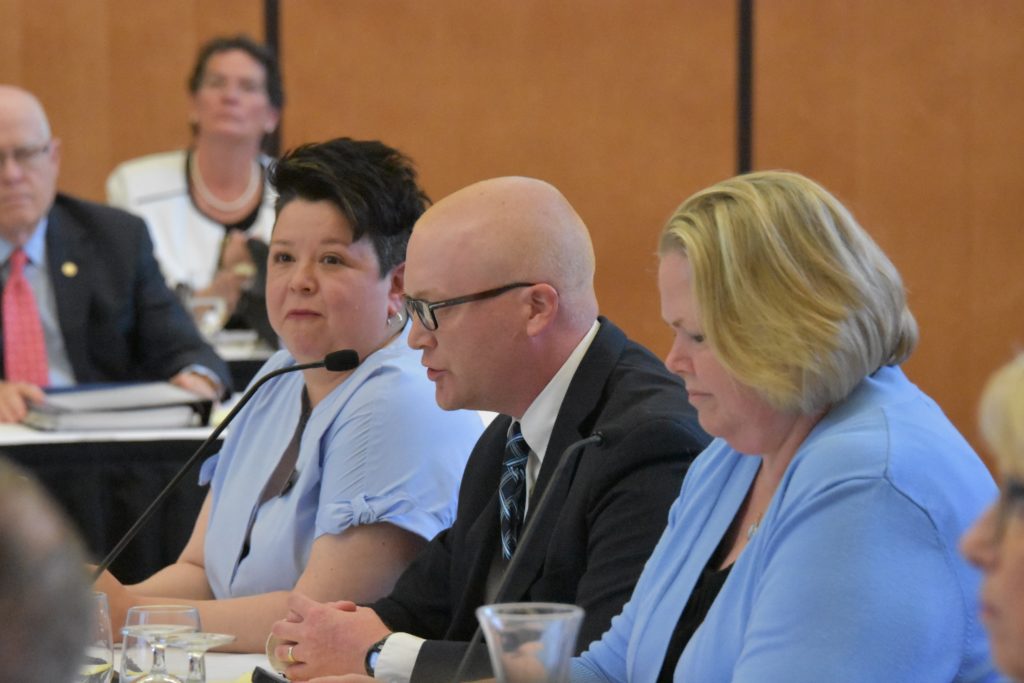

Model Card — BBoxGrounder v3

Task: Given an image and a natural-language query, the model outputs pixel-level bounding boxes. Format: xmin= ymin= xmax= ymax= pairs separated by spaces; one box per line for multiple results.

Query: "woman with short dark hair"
xmin=95 ymin=138 xmax=483 ymax=653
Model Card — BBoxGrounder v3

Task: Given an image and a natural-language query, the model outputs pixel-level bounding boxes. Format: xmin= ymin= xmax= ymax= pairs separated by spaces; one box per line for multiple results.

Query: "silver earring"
xmin=386 ymin=309 xmax=406 ymax=330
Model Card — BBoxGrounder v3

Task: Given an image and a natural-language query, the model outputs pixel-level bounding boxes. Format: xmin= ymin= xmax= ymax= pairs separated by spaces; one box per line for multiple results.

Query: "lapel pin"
xmin=61 ymin=261 xmax=78 ymax=277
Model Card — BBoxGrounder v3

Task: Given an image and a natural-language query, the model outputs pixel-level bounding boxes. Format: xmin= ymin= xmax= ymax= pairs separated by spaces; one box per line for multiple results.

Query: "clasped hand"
xmin=269 ymin=593 xmax=391 ymax=683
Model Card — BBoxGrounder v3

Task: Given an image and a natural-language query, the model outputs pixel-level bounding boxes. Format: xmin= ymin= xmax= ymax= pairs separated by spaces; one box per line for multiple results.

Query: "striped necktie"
xmin=499 ymin=421 xmax=530 ymax=560
xmin=3 ymin=249 xmax=48 ymax=385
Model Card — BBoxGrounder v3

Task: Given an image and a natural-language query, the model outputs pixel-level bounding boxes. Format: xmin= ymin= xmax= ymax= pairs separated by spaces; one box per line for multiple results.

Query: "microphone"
xmin=324 ymin=349 xmax=360 ymax=372
xmin=92 ymin=349 xmax=360 ymax=580
xmin=449 ymin=429 xmax=607 ymax=683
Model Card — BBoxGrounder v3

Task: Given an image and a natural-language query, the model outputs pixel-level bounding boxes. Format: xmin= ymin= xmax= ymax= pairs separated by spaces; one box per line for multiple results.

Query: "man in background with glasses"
xmin=0 ymin=85 xmax=230 ymax=421
xmin=272 ymin=176 xmax=710 ymax=683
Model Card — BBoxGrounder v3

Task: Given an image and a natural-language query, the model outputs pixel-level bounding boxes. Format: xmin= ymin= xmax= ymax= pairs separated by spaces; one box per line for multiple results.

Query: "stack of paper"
xmin=24 ymin=382 xmax=212 ymax=431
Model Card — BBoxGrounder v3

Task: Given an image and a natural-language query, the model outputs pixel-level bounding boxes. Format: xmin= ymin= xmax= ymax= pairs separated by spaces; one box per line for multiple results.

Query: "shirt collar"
xmin=517 ymin=320 xmax=600 ymax=462
xmin=0 ymin=217 xmax=48 ymax=266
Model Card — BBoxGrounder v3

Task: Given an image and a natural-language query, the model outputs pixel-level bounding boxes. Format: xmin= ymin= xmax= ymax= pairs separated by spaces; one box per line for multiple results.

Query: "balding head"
xmin=411 ymin=176 xmax=598 ymax=327
xmin=0 ymin=86 xmax=51 ymax=139
xmin=0 ymin=85 xmax=61 ymax=245
xmin=405 ymin=177 xmax=600 ymax=415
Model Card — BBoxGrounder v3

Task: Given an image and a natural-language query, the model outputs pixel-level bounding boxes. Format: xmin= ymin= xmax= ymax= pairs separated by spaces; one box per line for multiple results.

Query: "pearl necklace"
xmin=190 ymin=150 xmax=261 ymax=214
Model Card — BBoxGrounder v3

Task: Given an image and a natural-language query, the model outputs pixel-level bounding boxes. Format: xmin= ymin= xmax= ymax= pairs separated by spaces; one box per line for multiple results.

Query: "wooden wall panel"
xmin=754 ymin=0 xmax=1024 ymax=456
xmin=0 ymin=0 xmax=263 ymax=201
xmin=4 ymin=0 xmax=1019 ymax=460
xmin=280 ymin=0 xmax=736 ymax=351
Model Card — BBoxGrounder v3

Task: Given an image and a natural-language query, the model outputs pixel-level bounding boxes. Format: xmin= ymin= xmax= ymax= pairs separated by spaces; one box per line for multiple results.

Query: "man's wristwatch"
xmin=365 ymin=634 xmax=391 ymax=677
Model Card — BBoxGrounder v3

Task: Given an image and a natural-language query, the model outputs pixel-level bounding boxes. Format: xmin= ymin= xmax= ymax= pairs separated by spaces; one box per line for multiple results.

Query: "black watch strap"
xmin=365 ymin=634 xmax=391 ymax=677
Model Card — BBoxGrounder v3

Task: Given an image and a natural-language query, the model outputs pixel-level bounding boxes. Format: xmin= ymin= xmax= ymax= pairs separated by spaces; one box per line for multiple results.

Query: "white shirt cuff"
xmin=375 ymin=632 xmax=425 ymax=683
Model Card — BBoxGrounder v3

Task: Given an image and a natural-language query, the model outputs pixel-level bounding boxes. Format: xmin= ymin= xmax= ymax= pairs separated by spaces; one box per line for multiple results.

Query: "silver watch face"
xmin=366 ymin=638 xmax=387 ymax=676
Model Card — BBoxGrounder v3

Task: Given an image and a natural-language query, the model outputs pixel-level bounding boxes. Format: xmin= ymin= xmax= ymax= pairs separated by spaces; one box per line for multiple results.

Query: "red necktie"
xmin=3 ymin=249 xmax=49 ymax=385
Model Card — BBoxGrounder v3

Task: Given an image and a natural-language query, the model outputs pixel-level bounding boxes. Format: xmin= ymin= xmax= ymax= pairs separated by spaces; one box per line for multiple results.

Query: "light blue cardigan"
xmin=574 ymin=366 xmax=999 ymax=682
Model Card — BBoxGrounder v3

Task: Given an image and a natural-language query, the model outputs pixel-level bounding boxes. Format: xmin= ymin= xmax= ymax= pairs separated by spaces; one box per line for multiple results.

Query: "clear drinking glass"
xmin=119 ymin=605 xmax=201 ymax=683
xmin=264 ymin=633 xmax=289 ymax=674
xmin=166 ymin=632 xmax=236 ymax=683
xmin=73 ymin=592 xmax=114 ymax=683
xmin=476 ymin=602 xmax=584 ymax=683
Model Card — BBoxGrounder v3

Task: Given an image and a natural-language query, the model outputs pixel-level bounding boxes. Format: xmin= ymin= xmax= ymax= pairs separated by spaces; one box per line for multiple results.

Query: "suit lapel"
xmin=464 ymin=479 xmax=503 ymax=591
xmin=45 ymin=204 xmax=92 ymax=378
xmin=497 ymin=319 xmax=627 ymax=602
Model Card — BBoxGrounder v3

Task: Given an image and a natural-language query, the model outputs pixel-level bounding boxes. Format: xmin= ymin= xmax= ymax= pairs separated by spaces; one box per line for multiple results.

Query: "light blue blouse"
xmin=574 ymin=366 xmax=999 ymax=683
xmin=200 ymin=329 xmax=482 ymax=599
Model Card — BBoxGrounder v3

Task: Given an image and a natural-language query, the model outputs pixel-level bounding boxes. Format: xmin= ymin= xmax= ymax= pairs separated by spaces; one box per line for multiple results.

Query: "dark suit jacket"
xmin=0 ymin=193 xmax=230 ymax=391
xmin=371 ymin=318 xmax=710 ymax=682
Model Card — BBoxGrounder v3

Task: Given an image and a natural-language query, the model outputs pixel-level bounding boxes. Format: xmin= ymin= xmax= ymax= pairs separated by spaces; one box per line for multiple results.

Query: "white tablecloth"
xmin=0 ymin=422 xmax=214 ymax=446
xmin=115 ymin=650 xmax=272 ymax=683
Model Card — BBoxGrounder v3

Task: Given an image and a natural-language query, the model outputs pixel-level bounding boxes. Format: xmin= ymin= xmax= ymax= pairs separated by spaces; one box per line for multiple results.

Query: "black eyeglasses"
xmin=993 ymin=477 xmax=1024 ymax=542
xmin=404 ymin=282 xmax=536 ymax=331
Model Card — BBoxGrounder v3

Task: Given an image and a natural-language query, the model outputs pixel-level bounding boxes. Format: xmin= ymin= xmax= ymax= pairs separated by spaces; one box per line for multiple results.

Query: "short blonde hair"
xmin=659 ymin=170 xmax=917 ymax=414
xmin=979 ymin=355 xmax=1024 ymax=480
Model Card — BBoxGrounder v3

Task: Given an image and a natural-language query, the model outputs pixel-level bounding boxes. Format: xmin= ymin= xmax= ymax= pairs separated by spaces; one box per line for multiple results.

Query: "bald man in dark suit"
xmin=272 ymin=176 xmax=709 ymax=683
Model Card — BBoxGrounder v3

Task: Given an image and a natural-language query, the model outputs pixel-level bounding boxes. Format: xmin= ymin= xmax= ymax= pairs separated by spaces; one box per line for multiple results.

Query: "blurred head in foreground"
xmin=961 ymin=355 xmax=1024 ymax=680
xmin=0 ymin=456 xmax=92 ymax=683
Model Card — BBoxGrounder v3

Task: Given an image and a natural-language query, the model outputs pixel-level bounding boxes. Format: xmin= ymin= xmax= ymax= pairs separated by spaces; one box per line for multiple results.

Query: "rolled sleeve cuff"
xmin=317 ymin=494 xmax=447 ymax=543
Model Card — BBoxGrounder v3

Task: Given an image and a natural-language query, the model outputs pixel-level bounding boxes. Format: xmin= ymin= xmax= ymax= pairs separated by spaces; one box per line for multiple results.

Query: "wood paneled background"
xmin=279 ymin=0 xmax=735 ymax=350
xmin=755 ymin=0 xmax=1024 ymax=461
xmin=0 ymin=0 xmax=263 ymax=198
xmin=1 ymin=0 xmax=1021 ymax=463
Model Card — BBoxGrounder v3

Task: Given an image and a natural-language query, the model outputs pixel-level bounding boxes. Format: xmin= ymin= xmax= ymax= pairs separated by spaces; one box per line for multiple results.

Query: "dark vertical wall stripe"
xmin=737 ymin=0 xmax=753 ymax=173
xmin=264 ymin=0 xmax=282 ymax=156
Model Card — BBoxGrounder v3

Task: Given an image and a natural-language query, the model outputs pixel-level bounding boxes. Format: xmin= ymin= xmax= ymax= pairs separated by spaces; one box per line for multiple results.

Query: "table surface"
xmin=205 ymin=653 xmax=273 ymax=683
xmin=0 ymin=422 xmax=215 ymax=445
xmin=115 ymin=650 xmax=272 ymax=683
